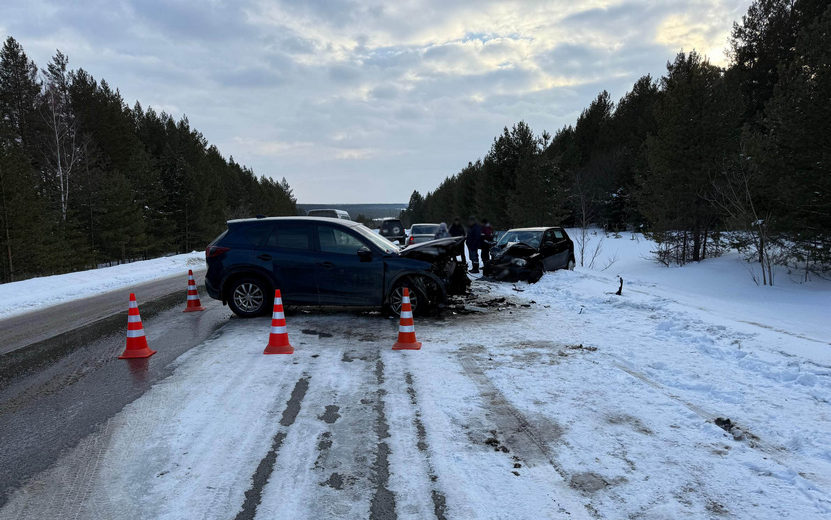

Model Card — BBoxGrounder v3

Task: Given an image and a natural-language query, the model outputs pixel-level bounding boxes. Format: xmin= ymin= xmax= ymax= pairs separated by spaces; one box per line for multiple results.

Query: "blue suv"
xmin=205 ymin=217 xmax=468 ymax=317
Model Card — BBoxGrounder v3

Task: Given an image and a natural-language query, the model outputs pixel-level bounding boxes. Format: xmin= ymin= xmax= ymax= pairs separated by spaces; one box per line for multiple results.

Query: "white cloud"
xmin=2 ymin=0 xmax=751 ymax=203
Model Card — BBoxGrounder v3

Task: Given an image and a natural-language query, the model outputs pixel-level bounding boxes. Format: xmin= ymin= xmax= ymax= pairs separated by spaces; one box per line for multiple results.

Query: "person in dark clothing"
xmin=448 ymin=217 xmax=466 ymax=263
xmin=481 ymin=219 xmax=494 ymax=266
xmin=448 ymin=217 xmax=465 ymax=237
xmin=466 ymin=216 xmax=483 ymax=273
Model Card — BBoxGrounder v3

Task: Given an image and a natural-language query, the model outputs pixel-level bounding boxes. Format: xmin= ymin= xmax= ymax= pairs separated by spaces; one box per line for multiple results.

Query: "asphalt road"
xmin=0 ymin=269 xmax=232 ymax=508
xmin=0 ymin=268 xmax=207 ymax=356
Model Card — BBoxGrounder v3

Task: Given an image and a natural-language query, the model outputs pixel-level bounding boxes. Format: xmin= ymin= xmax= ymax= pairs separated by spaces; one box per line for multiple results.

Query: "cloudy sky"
xmin=2 ymin=0 xmax=750 ymax=203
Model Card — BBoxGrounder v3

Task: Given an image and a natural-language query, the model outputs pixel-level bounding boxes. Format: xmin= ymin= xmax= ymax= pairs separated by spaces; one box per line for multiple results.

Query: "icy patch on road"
xmin=0 ymin=252 xmax=204 ymax=319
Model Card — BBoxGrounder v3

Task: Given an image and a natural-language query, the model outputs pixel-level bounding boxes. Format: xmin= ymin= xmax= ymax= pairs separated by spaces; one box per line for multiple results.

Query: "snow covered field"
xmin=0 ymin=252 xmax=205 ymax=319
xmin=2 ymin=233 xmax=830 ymax=519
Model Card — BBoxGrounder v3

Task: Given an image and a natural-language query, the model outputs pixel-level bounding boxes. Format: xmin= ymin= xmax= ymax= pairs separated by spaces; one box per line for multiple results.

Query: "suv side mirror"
xmin=357 ymin=246 xmax=373 ymax=262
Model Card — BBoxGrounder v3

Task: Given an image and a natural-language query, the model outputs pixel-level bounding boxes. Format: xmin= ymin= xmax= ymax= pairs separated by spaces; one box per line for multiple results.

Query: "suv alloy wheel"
xmin=227 ymin=277 xmax=270 ymax=317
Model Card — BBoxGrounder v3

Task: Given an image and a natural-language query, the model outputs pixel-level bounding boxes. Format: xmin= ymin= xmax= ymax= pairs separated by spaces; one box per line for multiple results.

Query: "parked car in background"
xmin=378 ymin=218 xmax=406 ymax=245
xmin=406 ymin=223 xmax=441 ymax=246
xmin=306 ymin=209 xmax=351 ymax=220
xmin=205 ymin=217 xmax=468 ymax=317
xmin=484 ymin=227 xmax=575 ymax=283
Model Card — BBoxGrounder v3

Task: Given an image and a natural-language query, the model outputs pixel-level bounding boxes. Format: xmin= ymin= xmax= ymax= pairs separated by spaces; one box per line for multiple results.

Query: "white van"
xmin=306 ymin=209 xmax=351 ymax=220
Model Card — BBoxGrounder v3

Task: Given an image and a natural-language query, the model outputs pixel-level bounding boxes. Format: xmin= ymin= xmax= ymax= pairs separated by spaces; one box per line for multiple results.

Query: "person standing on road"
xmin=435 ymin=222 xmax=450 ymax=239
xmin=449 ymin=217 xmax=466 ymax=263
xmin=466 ymin=216 xmax=483 ymax=273
xmin=481 ymin=218 xmax=494 ymax=267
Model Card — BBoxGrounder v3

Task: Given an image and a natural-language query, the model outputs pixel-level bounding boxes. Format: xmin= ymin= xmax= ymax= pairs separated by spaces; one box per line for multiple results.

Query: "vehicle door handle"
xmin=257 ymin=254 xmax=272 ymax=261
xmin=319 ymin=261 xmax=334 ymax=270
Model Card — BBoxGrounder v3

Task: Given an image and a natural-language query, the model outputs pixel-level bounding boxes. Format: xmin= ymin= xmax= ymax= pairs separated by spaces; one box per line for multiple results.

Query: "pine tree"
xmin=640 ymin=51 xmax=742 ymax=264
xmin=754 ymin=4 xmax=831 ymax=273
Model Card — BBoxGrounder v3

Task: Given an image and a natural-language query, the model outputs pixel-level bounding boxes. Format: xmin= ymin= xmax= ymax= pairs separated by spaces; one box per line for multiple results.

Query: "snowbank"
xmin=561 ymin=229 xmax=831 ymax=343
xmin=0 ymin=252 xmax=205 ymax=319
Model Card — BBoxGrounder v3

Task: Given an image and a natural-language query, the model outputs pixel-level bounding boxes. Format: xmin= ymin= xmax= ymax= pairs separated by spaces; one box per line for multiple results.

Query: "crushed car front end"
xmin=399 ymin=236 xmax=470 ymax=296
xmin=484 ymin=242 xmax=545 ymax=283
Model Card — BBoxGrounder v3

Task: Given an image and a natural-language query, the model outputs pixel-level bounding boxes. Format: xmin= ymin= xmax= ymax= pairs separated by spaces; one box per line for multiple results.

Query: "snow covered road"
xmin=2 ymin=258 xmax=830 ymax=518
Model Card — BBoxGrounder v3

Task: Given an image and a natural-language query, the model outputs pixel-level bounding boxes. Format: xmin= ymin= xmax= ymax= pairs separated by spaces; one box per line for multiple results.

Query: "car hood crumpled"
xmin=399 ymin=236 xmax=464 ymax=260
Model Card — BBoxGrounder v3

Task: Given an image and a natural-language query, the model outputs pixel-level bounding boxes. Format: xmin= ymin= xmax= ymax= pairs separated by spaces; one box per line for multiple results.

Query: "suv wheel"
xmin=387 ymin=282 xmax=427 ymax=316
xmin=227 ymin=277 xmax=270 ymax=318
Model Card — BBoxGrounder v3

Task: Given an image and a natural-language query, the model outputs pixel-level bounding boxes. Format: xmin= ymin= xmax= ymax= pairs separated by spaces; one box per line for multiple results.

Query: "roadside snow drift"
xmin=0 ymin=252 xmax=204 ymax=319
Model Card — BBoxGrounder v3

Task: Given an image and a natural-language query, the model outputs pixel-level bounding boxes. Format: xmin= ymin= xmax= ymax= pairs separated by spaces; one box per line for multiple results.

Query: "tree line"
xmin=0 ymin=38 xmax=297 ymax=283
xmin=401 ymin=0 xmax=830 ymax=283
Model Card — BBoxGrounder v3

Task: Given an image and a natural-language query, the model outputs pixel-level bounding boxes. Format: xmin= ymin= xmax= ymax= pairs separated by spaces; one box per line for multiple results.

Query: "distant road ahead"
xmin=0 ymin=269 xmax=208 ymax=356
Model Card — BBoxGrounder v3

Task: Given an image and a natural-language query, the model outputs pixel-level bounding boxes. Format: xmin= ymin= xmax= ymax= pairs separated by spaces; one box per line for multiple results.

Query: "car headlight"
xmin=512 ymin=258 xmax=527 ymax=267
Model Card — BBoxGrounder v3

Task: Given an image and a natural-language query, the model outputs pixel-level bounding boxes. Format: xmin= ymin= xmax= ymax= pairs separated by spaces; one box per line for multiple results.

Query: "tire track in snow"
xmin=404 ymin=371 xmax=447 ymax=520
xmin=457 ymin=350 xmax=592 ymax=519
xmin=369 ymin=358 xmax=397 ymax=520
xmin=234 ymin=375 xmax=310 ymax=520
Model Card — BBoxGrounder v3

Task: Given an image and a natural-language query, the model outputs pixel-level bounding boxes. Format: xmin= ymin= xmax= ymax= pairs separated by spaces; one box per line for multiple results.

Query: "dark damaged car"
xmin=484 ymin=227 xmax=575 ymax=283
xmin=205 ymin=217 xmax=468 ymax=317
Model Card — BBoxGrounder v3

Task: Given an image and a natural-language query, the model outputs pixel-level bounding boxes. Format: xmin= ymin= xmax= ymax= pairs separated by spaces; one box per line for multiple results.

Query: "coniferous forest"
xmin=401 ymin=0 xmax=830 ymax=282
xmin=0 ymin=39 xmax=297 ymax=283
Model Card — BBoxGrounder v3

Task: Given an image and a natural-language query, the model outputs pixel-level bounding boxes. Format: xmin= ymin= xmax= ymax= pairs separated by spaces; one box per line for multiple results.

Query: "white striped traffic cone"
xmin=119 ymin=293 xmax=157 ymax=359
xmin=183 ymin=269 xmax=206 ymax=312
xmin=392 ymin=287 xmax=422 ymax=350
xmin=264 ymin=289 xmax=294 ymax=354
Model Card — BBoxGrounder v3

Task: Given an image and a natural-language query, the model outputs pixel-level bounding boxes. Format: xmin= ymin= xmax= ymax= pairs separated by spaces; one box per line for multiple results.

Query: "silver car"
xmin=406 ymin=223 xmax=441 ymax=246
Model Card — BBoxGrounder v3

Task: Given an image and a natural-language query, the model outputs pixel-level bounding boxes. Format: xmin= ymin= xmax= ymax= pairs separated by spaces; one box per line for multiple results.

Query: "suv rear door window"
xmin=227 ymin=222 xmax=273 ymax=247
xmin=267 ymin=223 xmax=314 ymax=250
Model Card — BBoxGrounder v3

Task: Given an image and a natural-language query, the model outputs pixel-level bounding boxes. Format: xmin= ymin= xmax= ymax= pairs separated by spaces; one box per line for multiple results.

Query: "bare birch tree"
xmin=40 ymin=51 xmax=81 ymax=221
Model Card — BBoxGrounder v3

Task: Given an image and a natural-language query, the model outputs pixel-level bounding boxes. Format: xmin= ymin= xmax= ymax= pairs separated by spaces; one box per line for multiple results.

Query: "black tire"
xmin=527 ymin=262 xmax=545 ymax=283
xmin=226 ymin=276 xmax=271 ymax=318
xmin=386 ymin=281 xmax=428 ymax=316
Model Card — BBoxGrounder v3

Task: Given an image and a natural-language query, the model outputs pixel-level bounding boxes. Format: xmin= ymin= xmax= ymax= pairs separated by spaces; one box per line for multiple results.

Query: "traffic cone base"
xmin=392 ymin=340 xmax=422 ymax=350
xmin=183 ymin=269 xmax=206 ymax=312
xmin=118 ymin=345 xmax=157 ymax=359
xmin=119 ymin=293 xmax=157 ymax=359
xmin=264 ymin=289 xmax=294 ymax=354
xmin=392 ymin=288 xmax=421 ymax=351
xmin=264 ymin=344 xmax=294 ymax=355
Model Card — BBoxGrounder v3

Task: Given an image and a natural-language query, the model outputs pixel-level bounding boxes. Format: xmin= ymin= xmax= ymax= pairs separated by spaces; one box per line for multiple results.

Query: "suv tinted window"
xmin=318 ymin=225 xmax=365 ymax=254
xmin=266 ymin=222 xmax=314 ymax=250
xmin=552 ymin=229 xmax=565 ymax=239
xmin=227 ymin=222 xmax=272 ymax=247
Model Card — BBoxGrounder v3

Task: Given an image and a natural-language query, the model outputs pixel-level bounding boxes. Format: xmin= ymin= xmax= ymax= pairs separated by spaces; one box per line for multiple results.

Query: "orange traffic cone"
xmin=119 ymin=293 xmax=157 ymax=359
xmin=183 ymin=269 xmax=206 ymax=312
xmin=264 ymin=289 xmax=294 ymax=354
xmin=393 ymin=287 xmax=422 ymax=350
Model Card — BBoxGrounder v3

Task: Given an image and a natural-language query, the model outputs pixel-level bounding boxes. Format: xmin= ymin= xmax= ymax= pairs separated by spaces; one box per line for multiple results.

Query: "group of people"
xmin=434 ymin=216 xmax=494 ymax=274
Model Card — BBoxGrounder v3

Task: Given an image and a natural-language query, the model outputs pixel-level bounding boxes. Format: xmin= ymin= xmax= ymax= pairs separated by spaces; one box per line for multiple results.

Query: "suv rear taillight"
xmin=206 ymin=245 xmax=230 ymax=258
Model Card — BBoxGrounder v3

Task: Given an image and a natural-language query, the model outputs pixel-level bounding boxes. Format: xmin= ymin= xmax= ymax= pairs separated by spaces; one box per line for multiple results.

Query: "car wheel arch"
xmin=221 ymin=269 xmax=276 ymax=303
xmin=386 ymin=271 xmax=445 ymax=311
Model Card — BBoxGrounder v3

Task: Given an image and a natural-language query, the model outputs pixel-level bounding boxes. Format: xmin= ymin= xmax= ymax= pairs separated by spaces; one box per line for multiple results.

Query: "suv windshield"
xmin=497 ymin=230 xmax=543 ymax=249
xmin=354 ymin=224 xmax=399 ymax=253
